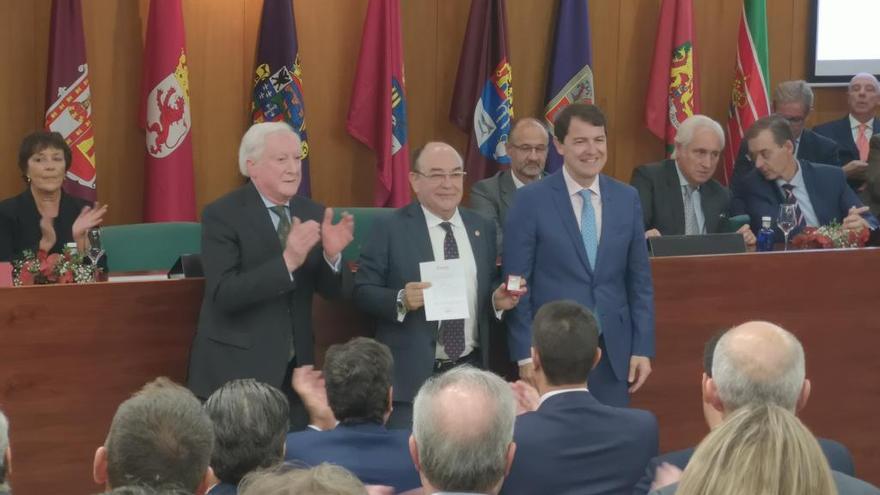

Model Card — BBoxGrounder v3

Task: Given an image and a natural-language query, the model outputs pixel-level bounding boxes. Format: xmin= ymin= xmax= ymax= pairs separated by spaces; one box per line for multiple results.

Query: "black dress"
xmin=0 ymin=188 xmax=88 ymax=262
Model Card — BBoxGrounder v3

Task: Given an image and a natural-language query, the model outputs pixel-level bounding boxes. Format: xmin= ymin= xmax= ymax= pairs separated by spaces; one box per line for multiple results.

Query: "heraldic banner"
xmin=644 ymin=0 xmax=701 ymax=157
xmin=347 ymin=0 xmax=411 ymax=207
xmin=450 ymin=0 xmax=513 ymax=182
xmin=723 ymin=0 xmax=770 ymax=184
xmin=140 ymin=0 xmax=196 ymax=222
xmin=252 ymin=0 xmax=311 ymax=197
xmin=544 ymin=0 xmax=593 ymax=173
xmin=45 ymin=0 xmax=97 ymax=202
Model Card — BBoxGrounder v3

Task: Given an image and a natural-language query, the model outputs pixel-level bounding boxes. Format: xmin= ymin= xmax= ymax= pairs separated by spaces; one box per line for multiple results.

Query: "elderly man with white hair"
xmin=631 ymin=114 xmax=756 ymax=245
xmin=815 ymin=73 xmax=880 ymax=189
xmin=187 ymin=122 xmax=354 ymax=431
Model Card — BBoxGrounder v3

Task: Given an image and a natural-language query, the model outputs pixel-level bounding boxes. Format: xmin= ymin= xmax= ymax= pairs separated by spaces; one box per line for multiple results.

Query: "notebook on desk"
xmin=648 ymin=233 xmax=747 ymax=257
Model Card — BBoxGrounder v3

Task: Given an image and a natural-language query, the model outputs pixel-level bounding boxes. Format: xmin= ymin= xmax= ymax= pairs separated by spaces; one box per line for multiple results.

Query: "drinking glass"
xmin=777 ymin=204 xmax=797 ymax=251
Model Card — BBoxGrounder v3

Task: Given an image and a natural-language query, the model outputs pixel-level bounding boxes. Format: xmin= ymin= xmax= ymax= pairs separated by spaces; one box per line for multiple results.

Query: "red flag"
xmin=140 ymin=0 xmax=196 ymax=221
xmin=644 ymin=0 xmax=701 ymax=156
xmin=346 ymin=0 xmax=411 ymax=208
xmin=450 ymin=0 xmax=514 ymax=182
xmin=45 ymin=0 xmax=97 ymax=202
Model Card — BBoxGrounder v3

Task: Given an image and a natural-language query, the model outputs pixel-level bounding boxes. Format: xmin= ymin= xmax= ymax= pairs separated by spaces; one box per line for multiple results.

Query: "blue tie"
xmin=579 ymin=190 xmax=598 ymax=270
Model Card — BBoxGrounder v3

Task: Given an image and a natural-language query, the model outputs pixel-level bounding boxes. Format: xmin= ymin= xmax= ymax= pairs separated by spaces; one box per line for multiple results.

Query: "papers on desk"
xmin=107 ymin=273 xmax=170 ymax=283
xmin=419 ymin=259 xmax=470 ymax=321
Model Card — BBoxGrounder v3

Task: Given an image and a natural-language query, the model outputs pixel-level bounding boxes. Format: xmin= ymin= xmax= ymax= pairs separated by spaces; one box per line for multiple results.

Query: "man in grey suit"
xmin=354 ymin=142 xmax=522 ymax=429
xmin=631 ymin=114 xmax=755 ymax=246
xmin=469 ymin=118 xmax=549 ymax=254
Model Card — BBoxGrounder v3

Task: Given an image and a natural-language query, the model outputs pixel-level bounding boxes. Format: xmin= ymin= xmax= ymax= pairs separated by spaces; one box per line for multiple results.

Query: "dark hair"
xmin=323 ymin=337 xmax=393 ymax=424
xmin=204 ymin=379 xmax=289 ymax=485
xmin=532 ymin=301 xmax=599 ymax=386
xmin=103 ymin=485 xmax=192 ymax=495
xmin=553 ymin=104 xmax=607 ymax=142
xmin=17 ymin=131 xmax=72 ymax=181
xmin=105 ymin=377 xmax=214 ymax=492
xmin=744 ymin=115 xmax=794 ymax=148
xmin=703 ymin=329 xmax=730 ymax=377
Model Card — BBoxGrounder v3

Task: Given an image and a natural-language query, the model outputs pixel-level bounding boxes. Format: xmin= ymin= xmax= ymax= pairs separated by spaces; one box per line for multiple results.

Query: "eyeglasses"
xmin=509 ymin=144 xmax=548 ymax=154
xmin=414 ymin=171 xmax=468 ymax=183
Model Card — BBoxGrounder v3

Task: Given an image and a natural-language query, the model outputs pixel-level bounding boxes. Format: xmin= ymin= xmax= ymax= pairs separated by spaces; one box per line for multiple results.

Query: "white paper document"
xmin=419 ymin=259 xmax=470 ymax=321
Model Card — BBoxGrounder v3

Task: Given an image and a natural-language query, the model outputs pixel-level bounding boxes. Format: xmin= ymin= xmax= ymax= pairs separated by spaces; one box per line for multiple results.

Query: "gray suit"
xmin=469 ymin=169 xmax=517 ymax=254
xmin=630 ymin=159 xmax=732 ymax=235
xmin=651 ymin=471 xmax=880 ymax=495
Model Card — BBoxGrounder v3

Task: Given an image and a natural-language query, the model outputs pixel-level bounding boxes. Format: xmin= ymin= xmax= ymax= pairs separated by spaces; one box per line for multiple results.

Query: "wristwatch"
xmin=396 ymin=289 xmax=407 ymax=315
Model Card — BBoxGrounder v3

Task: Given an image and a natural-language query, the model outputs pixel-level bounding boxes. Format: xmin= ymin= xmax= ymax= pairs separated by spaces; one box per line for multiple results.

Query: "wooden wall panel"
xmin=0 ymin=0 xmax=859 ymax=224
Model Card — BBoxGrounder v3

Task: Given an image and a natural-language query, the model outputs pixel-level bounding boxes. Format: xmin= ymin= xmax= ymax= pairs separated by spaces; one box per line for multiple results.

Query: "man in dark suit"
xmin=502 ymin=301 xmax=658 ymax=495
xmin=504 ymin=103 xmax=654 ymax=407
xmin=187 ymin=122 xmax=354 ymax=430
xmin=814 ymin=73 xmax=880 ymax=189
xmin=470 ymin=118 xmax=549 ymax=254
xmin=285 ymin=337 xmax=420 ymax=493
xmin=354 ymin=142 xmax=522 ymax=428
xmin=731 ymin=80 xmax=842 ymax=183
xmin=634 ymin=322 xmax=855 ymax=494
xmin=732 ymin=115 xmax=876 ymax=243
xmin=632 ymin=114 xmax=755 ymax=245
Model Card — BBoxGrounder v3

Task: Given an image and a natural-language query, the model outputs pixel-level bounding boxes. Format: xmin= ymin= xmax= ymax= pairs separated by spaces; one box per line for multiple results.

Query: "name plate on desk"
xmin=649 ymin=233 xmax=746 ymax=257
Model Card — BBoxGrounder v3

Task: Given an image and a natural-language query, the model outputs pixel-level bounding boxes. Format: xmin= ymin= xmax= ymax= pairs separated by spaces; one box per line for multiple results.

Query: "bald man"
xmin=354 ymin=142 xmax=522 ymax=429
xmin=470 ymin=118 xmax=550 ymax=254
xmin=633 ymin=321 xmax=854 ymax=494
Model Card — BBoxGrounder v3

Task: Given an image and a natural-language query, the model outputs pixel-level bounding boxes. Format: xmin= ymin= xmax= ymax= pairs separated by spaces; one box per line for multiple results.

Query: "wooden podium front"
xmin=1 ymin=248 xmax=878 ymax=493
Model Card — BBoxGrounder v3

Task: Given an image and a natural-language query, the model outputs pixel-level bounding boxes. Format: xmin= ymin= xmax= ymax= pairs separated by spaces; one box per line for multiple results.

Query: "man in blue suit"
xmin=502 ymin=301 xmax=658 ymax=495
xmin=284 ymin=337 xmax=420 ymax=493
xmin=503 ymin=103 xmax=654 ymax=407
xmin=814 ymin=73 xmax=880 ymax=189
xmin=732 ymin=115 xmax=876 ymax=243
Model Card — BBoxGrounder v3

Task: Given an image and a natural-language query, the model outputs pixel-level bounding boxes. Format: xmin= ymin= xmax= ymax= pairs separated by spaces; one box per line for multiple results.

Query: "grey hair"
xmin=774 ymin=80 xmax=814 ymax=111
xmin=850 ymin=73 xmax=880 ymax=92
xmin=671 ymin=115 xmax=725 ymax=159
xmin=238 ymin=122 xmax=299 ymax=176
xmin=412 ymin=366 xmax=515 ymax=493
xmin=712 ymin=324 xmax=806 ymax=411
xmin=0 ymin=410 xmax=8 ymax=483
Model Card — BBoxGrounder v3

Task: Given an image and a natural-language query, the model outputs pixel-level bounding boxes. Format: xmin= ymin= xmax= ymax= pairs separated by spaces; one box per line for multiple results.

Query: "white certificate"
xmin=419 ymin=259 xmax=470 ymax=321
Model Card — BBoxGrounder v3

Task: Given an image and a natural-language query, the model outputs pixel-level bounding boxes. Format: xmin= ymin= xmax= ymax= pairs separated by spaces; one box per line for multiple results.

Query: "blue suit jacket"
xmin=284 ymin=422 xmax=420 ymax=492
xmin=814 ymin=115 xmax=880 ymax=166
xmin=501 ymin=391 xmax=658 ymax=495
xmin=207 ymin=482 xmax=237 ymax=495
xmin=731 ymin=159 xmax=878 ymax=242
xmin=731 ymin=128 xmax=842 ymax=183
xmin=503 ymin=172 xmax=655 ymax=381
xmin=633 ymin=437 xmax=855 ymax=495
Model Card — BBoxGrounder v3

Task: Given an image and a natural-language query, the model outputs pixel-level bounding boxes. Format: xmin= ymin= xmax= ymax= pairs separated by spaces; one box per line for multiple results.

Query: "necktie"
xmin=269 ymin=205 xmax=290 ymax=248
xmin=579 ymin=190 xmax=598 ymax=271
xmin=780 ymin=184 xmax=805 ymax=229
xmin=857 ymin=123 xmax=870 ymax=161
xmin=438 ymin=222 xmax=465 ymax=360
xmin=682 ymin=185 xmax=700 ymax=235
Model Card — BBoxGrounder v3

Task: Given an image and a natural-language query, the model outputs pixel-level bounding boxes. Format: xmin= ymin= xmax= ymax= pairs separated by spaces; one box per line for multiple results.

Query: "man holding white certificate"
xmin=354 ymin=142 xmax=523 ymax=429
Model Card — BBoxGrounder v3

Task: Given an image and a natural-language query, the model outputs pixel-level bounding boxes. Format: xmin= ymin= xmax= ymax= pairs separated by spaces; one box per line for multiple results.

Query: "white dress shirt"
xmin=562 ymin=166 xmax=603 ymax=242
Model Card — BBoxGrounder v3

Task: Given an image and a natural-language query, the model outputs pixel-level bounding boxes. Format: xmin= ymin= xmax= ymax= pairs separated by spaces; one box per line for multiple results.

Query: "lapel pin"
xmin=475 ymin=230 xmax=480 ymax=236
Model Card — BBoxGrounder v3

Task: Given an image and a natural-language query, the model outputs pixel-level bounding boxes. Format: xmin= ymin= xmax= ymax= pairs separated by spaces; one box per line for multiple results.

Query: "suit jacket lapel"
xmin=405 ymin=203 xmax=435 ymax=263
xmin=549 ymin=173 xmax=591 ymax=274
xmin=499 ymin=170 xmax=516 ymax=211
xmin=596 ymin=175 xmax=615 ymax=272
xmin=799 ymin=161 xmax=829 ymax=224
xmin=661 ymin=160 xmax=686 ymax=233
xmin=462 ymin=211 xmax=489 ymax=294
xmin=246 ymin=183 xmax=285 ymax=255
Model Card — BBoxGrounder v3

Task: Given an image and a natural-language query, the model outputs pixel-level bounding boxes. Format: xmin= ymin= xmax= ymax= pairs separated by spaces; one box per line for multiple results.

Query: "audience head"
xmin=553 ymin=103 xmax=607 ymax=187
xmin=409 ymin=142 xmax=465 ymax=220
xmin=204 ymin=379 xmax=289 ymax=486
xmin=103 ymin=486 xmax=192 ymax=495
xmin=410 ymin=366 xmax=516 ymax=495
xmin=744 ymin=116 xmax=797 ymax=181
xmin=93 ymin=377 xmax=214 ymax=493
xmin=706 ymin=321 xmax=809 ymax=417
xmin=671 ymin=115 xmax=725 ymax=187
xmin=530 ymin=300 xmax=601 ymax=390
xmin=773 ymin=80 xmax=814 ymax=138
xmin=676 ymin=404 xmax=837 ymax=495
xmin=847 ymin=73 xmax=880 ymax=121
xmin=323 ymin=337 xmax=394 ymax=425
xmin=507 ymin=118 xmax=550 ymax=183
xmin=0 ymin=409 xmax=9 ymax=485
xmin=17 ymin=131 xmax=72 ymax=189
xmin=238 ymin=464 xmax=367 ymax=495
xmin=238 ymin=122 xmax=303 ymax=204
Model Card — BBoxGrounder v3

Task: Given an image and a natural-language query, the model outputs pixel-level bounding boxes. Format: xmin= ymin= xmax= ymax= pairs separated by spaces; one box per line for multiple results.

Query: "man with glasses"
xmin=732 ymin=80 xmax=842 ymax=184
xmin=470 ymin=118 xmax=549 ymax=254
xmin=354 ymin=141 xmax=523 ymax=429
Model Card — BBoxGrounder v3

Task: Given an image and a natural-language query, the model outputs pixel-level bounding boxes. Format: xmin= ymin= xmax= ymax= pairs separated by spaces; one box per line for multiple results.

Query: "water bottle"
xmin=756 ymin=216 xmax=774 ymax=252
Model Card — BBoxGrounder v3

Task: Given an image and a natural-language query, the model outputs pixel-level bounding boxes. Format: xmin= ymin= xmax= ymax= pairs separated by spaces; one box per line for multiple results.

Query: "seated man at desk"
xmin=631 ymin=115 xmax=755 ymax=246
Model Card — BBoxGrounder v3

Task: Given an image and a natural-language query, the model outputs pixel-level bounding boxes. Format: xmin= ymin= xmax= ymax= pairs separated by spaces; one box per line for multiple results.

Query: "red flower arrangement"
xmin=790 ymin=222 xmax=869 ymax=250
xmin=12 ymin=247 xmax=98 ymax=286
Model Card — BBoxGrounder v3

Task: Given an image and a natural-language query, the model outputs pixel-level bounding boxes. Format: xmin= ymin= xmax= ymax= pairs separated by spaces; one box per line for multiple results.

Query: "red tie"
xmin=857 ymin=123 xmax=869 ymax=161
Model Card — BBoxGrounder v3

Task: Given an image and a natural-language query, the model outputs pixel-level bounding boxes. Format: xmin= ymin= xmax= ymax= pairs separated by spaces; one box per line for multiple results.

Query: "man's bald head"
xmin=711 ymin=321 xmax=806 ymax=412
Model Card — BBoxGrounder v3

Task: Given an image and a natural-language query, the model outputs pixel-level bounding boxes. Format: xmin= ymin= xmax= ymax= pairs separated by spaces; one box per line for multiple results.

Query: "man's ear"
xmin=704 ymin=377 xmax=724 ymax=413
xmin=591 ymin=348 xmax=602 ymax=371
xmin=408 ymin=435 xmax=421 ymax=472
xmin=4 ymin=446 xmax=10 ymax=476
xmin=93 ymin=446 xmax=109 ymax=486
xmin=194 ymin=466 xmax=215 ymax=495
xmin=796 ymin=379 xmax=811 ymax=412
xmin=530 ymin=347 xmax=541 ymax=371
xmin=503 ymin=442 xmax=517 ymax=477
